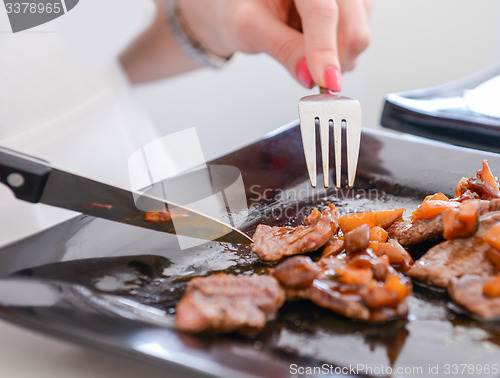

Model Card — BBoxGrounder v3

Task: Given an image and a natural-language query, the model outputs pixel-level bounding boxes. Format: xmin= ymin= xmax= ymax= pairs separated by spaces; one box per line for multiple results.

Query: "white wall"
xmin=132 ymin=0 xmax=500 ymax=161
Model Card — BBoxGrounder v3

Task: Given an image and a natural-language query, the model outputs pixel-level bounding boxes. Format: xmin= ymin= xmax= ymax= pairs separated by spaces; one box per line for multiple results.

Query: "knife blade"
xmin=0 ymin=146 xmax=252 ymax=244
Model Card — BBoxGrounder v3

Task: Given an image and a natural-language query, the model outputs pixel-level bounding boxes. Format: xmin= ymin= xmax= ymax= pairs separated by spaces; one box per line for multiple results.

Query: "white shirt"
xmin=0 ymin=0 xmax=159 ymax=247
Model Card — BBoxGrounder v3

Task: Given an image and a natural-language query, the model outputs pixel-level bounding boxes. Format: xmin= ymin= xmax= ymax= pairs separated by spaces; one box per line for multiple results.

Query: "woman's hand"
xmin=120 ymin=0 xmax=371 ymax=89
xmin=179 ymin=0 xmax=372 ymax=91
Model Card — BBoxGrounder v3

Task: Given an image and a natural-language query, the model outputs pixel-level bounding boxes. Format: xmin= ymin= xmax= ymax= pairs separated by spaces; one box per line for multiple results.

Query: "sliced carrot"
xmin=385 ymin=273 xmax=412 ymax=301
xmin=427 ymin=193 xmax=449 ymax=202
xmin=378 ymin=242 xmax=403 ymax=264
xmin=459 ymin=199 xmax=480 ymax=231
xmin=378 ymin=254 xmax=390 ymax=269
xmin=336 ymin=268 xmax=373 ymax=286
xmin=389 ymin=239 xmax=414 ymax=269
xmin=339 ymin=211 xmax=377 ymax=234
xmin=375 ymin=208 xmax=405 ymax=229
xmin=477 ymin=160 xmax=500 ymax=197
xmin=454 ymin=177 xmax=470 ymax=198
xmin=368 ymin=241 xmax=380 ymax=254
xmin=483 ymin=275 xmax=500 ymax=297
xmin=442 ymin=207 xmax=460 ymax=240
xmin=443 ymin=200 xmax=480 ymax=240
xmin=412 ymin=200 xmax=450 ymax=221
xmin=321 ymin=237 xmax=344 ymax=259
xmin=378 ymin=240 xmax=414 ymax=271
xmin=363 ymin=284 xmax=399 ymax=309
xmin=484 ymin=223 xmax=500 ymax=251
xmin=369 ymin=226 xmax=388 ymax=243
xmin=412 ymin=194 xmax=459 ymax=221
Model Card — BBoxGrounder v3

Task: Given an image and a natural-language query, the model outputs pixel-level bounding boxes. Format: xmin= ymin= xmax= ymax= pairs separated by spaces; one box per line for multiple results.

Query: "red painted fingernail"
xmin=325 ymin=66 xmax=342 ymax=92
xmin=296 ymin=58 xmax=313 ymax=88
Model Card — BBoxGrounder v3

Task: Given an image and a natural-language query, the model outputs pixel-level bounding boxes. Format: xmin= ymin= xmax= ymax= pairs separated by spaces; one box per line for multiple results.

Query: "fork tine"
xmin=299 ymin=109 xmax=317 ymax=188
xmin=300 ymin=91 xmax=361 ymax=189
xmin=333 ymin=118 xmax=342 ymax=188
xmin=346 ymin=101 xmax=362 ymax=188
xmin=319 ymin=117 xmax=329 ymax=188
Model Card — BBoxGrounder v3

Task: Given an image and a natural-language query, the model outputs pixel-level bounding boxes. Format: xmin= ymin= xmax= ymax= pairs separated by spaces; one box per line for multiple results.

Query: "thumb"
xmin=250 ymin=15 xmax=313 ymax=88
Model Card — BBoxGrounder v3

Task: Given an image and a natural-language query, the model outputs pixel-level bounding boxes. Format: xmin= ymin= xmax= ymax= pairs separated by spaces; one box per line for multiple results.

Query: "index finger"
xmin=294 ymin=0 xmax=341 ymax=91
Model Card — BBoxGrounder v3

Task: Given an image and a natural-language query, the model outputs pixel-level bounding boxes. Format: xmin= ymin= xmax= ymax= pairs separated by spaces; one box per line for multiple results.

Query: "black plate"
xmin=1 ymin=122 xmax=500 ymax=378
xmin=381 ymin=63 xmax=500 ymax=153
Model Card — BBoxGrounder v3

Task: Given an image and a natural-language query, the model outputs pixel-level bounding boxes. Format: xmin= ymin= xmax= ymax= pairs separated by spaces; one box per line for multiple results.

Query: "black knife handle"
xmin=0 ymin=146 xmax=52 ymax=203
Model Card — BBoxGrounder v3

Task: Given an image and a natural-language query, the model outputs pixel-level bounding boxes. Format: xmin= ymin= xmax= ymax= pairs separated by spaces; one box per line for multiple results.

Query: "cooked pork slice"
xmin=388 ymin=200 xmax=500 ymax=248
xmin=448 ymin=275 xmax=500 ymax=320
xmin=454 ymin=160 xmax=500 ymax=201
xmin=287 ymin=279 xmax=371 ymax=320
xmin=286 ymin=277 xmax=409 ymax=322
xmin=475 ymin=211 xmax=500 ymax=238
xmin=479 ymin=198 xmax=500 ymax=213
xmin=407 ymin=212 xmax=500 ymax=288
xmin=175 ymin=274 xmax=285 ymax=334
xmin=407 ymin=238 xmax=495 ymax=288
xmin=272 ymin=256 xmax=321 ymax=289
xmin=251 ymin=204 xmax=339 ymax=261
xmin=273 ymin=254 xmax=411 ymax=322
xmin=387 ymin=215 xmax=444 ymax=248
xmin=488 ymin=198 xmax=500 ymax=212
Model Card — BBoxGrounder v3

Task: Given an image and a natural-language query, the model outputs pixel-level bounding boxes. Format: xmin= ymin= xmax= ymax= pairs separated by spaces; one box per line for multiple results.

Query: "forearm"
xmin=120 ymin=0 xmax=201 ymax=84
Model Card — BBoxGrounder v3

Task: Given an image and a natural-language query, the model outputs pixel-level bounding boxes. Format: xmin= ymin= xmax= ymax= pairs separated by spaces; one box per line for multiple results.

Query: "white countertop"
xmin=0 ymin=320 xmax=186 ymax=378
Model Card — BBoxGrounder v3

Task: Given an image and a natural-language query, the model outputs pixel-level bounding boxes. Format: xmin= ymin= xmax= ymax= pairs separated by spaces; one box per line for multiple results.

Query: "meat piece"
xmin=287 ymin=276 xmax=409 ymax=322
xmin=486 ymin=248 xmax=500 ymax=270
xmin=387 ymin=215 xmax=443 ymax=248
xmin=388 ymin=200 xmax=500 ymax=248
xmin=407 ymin=238 xmax=494 ymax=288
xmin=272 ymin=256 xmax=321 ymax=289
xmin=479 ymin=198 xmax=500 ymax=213
xmin=455 ymin=160 xmax=500 ymax=201
xmin=448 ymin=275 xmax=500 ymax=320
xmin=344 ymin=224 xmax=370 ymax=253
xmin=363 ymin=284 xmax=399 ymax=309
xmin=274 ymin=250 xmax=411 ymax=322
xmin=407 ymin=212 xmax=500 ymax=288
xmin=349 ymin=251 xmax=389 ymax=281
xmin=321 ymin=237 xmax=344 ymax=258
xmin=251 ymin=204 xmax=339 ymax=261
xmin=144 ymin=210 xmax=189 ymax=223
xmin=144 ymin=210 xmax=172 ymax=223
xmin=475 ymin=211 xmax=500 ymax=238
xmin=287 ymin=280 xmax=371 ymax=320
xmin=175 ymin=274 xmax=285 ymax=334
xmin=488 ymin=198 xmax=500 ymax=212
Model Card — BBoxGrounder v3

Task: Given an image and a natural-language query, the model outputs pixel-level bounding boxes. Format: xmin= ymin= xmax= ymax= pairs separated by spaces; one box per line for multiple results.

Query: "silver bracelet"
xmin=166 ymin=0 xmax=232 ymax=69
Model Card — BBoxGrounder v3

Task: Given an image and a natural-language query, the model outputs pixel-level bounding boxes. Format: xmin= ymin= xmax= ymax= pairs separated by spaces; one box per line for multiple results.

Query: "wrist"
xmin=169 ymin=0 xmax=234 ymax=68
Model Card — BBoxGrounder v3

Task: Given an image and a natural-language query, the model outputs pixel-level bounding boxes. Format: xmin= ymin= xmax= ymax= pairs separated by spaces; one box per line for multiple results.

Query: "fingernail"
xmin=325 ymin=66 xmax=342 ymax=92
xmin=296 ymin=58 xmax=313 ymax=88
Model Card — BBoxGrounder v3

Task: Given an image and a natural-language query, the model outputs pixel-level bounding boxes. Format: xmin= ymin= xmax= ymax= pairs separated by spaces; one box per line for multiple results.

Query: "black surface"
xmin=0 ymin=122 xmax=500 ymax=378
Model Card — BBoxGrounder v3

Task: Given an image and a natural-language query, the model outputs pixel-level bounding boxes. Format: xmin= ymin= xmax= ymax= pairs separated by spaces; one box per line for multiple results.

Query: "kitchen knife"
xmin=0 ymin=146 xmax=252 ymax=244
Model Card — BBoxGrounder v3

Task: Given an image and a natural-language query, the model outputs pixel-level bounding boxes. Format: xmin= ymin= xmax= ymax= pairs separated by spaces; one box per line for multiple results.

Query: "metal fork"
xmin=299 ymin=87 xmax=361 ymax=188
